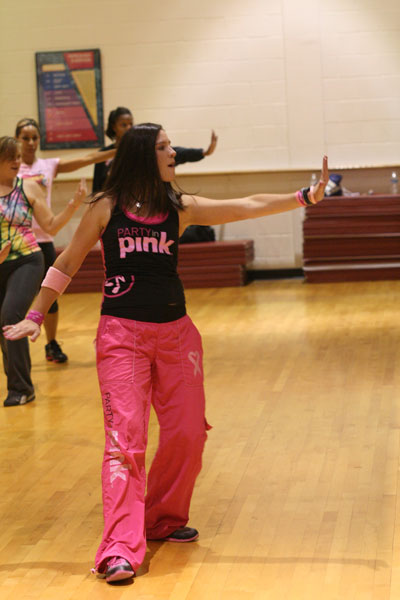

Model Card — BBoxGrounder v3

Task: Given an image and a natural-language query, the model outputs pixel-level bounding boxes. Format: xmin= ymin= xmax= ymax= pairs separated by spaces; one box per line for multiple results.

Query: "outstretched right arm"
xmin=3 ymin=196 xmax=112 ymax=341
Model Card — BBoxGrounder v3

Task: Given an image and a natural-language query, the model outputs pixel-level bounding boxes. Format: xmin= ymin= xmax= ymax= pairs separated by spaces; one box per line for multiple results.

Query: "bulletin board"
xmin=35 ymin=49 xmax=104 ymax=150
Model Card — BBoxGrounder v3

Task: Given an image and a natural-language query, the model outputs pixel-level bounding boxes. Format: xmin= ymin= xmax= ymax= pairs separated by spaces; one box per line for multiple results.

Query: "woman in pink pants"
xmin=4 ymin=124 xmax=328 ymax=584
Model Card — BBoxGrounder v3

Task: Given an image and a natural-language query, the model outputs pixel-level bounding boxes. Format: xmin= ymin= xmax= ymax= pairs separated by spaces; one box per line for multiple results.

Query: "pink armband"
xmin=26 ymin=310 xmax=44 ymax=326
xmin=41 ymin=267 xmax=71 ymax=295
xmin=296 ymin=190 xmax=306 ymax=207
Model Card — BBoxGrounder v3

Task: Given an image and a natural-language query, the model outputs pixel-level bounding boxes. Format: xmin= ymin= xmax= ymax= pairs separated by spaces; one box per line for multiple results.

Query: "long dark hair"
xmin=15 ymin=118 xmax=40 ymax=138
xmin=105 ymin=107 xmax=132 ymax=140
xmin=95 ymin=123 xmax=183 ymax=216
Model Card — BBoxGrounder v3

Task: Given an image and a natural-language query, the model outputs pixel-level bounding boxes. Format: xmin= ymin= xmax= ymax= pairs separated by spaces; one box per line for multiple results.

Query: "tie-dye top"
xmin=0 ymin=178 xmax=41 ymax=262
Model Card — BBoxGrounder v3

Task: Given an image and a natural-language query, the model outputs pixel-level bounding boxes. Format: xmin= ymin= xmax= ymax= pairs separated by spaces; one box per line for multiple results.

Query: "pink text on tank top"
xmin=118 ymin=228 xmax=174 ymax=258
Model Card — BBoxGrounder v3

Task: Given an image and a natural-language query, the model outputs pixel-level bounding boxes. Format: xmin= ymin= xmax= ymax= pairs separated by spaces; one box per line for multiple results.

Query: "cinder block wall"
xmin=1 ymin=0 xmax=399 ymax=268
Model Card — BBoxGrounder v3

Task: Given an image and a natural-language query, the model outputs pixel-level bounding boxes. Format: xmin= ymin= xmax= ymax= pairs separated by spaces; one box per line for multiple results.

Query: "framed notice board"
xmin=35 ymin=49 xmax=104 ymax=150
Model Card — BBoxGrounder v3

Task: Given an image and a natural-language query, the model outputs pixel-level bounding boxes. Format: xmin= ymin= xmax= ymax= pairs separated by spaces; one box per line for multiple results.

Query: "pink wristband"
xmin=26 ymin=310 xmax=44 ymax=326
xmin=296 ymin=190 xmax=306 ymax=207
xmin=42 ymin=266 xmax=71 ymax=295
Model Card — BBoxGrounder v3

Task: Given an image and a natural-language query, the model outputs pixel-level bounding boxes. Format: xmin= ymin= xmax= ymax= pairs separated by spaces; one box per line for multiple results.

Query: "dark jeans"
xmin=0 ymin=251 xmax=44 ymax=396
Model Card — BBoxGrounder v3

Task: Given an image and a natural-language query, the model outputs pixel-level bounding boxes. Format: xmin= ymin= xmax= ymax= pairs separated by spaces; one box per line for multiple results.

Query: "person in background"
xmin=92 ymin=106 xmax=218 ymax=193
xmin=15 ymin=118 xmax=115 ymax=364
xmin=0 ymin=136 xmax=86 ymax=406
xmin=4 ymin=123 xmax=328 ymax=580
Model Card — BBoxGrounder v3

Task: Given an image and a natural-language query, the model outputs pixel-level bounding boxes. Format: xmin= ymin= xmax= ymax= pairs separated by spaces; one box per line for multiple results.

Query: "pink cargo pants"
xmin=94 ymin=314 xmax=210 ymax=573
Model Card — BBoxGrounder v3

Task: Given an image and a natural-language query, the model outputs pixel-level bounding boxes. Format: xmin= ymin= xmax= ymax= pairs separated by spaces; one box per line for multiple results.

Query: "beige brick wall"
xmin=52 ymin=165 xmax=396 ymax=269
xmin=1 ymin=0 xmax=399 ymax=268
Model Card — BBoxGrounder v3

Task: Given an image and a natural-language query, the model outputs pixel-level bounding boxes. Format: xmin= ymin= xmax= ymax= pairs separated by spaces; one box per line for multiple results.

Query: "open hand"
xmin=309 ymin=156 xmax=329 ymax=204
xmin=70 ymin=178 xmax=88 ymax=209
xmin=3 ymin=319 xmax=41 ymax=342
xmin=203 ymin=130 xmax=218 ymax=156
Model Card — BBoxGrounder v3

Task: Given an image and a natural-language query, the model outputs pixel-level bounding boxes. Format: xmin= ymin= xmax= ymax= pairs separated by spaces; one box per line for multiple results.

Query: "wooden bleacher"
xmin=178 ymin=240 xmax=254 ymax=288
xmin=59 ymin=240 xmax=254 ymax=293
xmin=303 ymin=194 xmax=400 ymax=283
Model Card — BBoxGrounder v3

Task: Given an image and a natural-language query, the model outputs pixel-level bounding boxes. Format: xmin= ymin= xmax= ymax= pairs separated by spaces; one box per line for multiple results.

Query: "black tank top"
xmin=100 ymin=205 xmax=186 ymax=322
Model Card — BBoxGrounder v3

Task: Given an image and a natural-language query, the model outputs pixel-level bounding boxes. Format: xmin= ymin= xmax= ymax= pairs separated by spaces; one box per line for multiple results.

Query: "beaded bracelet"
xmin=26 ymin=310 xmax=45 ymax=326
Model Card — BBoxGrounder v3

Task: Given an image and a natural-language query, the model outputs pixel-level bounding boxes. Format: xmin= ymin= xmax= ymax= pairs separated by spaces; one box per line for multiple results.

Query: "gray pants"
xmin=0 ymin=251 xmax=44 ymax=396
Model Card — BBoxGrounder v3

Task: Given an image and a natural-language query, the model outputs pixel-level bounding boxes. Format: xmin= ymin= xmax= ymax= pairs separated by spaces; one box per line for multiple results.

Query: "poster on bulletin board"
xmin=35 ymin=49 xmax=104 ymax=150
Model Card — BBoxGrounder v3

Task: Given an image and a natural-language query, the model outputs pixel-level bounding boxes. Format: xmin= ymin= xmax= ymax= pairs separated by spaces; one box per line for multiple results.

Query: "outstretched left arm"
xmin=179 ymin=156 xmax=328 ymax=234
xmin=56 ymin=148 xmax=116 ymax=174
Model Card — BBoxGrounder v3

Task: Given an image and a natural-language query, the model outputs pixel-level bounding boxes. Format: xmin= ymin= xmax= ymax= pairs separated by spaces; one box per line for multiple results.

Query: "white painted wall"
xmin=1 ymin=0 xmax=399 ymax=268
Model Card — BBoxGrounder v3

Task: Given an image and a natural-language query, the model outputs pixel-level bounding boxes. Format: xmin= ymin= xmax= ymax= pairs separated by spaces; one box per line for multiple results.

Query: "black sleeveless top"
xmin=100 ymin=205 xmax=186 ymax=323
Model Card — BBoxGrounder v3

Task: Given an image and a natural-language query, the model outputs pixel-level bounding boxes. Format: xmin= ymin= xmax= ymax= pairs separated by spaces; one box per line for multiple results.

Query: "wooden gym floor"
xmin=1 ymin=278 xmax=400 ymax=599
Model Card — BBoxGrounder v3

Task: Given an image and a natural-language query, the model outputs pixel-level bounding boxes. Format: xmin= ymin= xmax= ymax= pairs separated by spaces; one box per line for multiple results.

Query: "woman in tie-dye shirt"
xmin=0 ymin=136 xmax=86 ymax=407
xmin=16 ymin=117 xmax=115 ymax=364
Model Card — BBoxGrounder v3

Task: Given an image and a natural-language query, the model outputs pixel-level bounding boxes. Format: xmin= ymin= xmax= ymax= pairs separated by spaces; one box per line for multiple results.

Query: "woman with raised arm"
xmin=0 ymin=136 xmax=86 ymax=407
xmin=15 ymin=117 xmax=115 ymax=363
xmin=4 ymin=123 xmax=328 ymax=582
xmin=92 ymin=106 xmax=218 ymax=193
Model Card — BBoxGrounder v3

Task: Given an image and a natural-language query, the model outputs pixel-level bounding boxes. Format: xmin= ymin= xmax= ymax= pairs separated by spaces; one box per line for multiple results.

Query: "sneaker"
xmin=105 ymin=557 xmax=135 ymax=583
xmin=149 ymin=526 xmax=199 ymax=543
xmin=4 ymin=391 xmax=35 ymax=407
xmin=45 ymin=339 xmax=68 ymax=363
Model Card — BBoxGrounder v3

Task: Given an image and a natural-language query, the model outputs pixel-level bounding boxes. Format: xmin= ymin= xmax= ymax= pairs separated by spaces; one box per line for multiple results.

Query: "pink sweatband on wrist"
xmin=296 ymin=190 xmax=306 ymax=207
xmin=26 ymin=310 xmax=45 ymax=326
xmin=41 ymin=266 xmax=71 ymax=295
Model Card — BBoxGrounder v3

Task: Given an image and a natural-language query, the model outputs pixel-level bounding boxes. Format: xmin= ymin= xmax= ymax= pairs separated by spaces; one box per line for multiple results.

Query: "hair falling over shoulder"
xmin=93 ymin=123 xmax=184 ymax=217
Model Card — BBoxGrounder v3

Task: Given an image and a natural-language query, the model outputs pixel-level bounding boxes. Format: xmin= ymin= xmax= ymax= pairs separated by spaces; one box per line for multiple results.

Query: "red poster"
xmin=36 ymin=49 xmax=104 ymax=149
